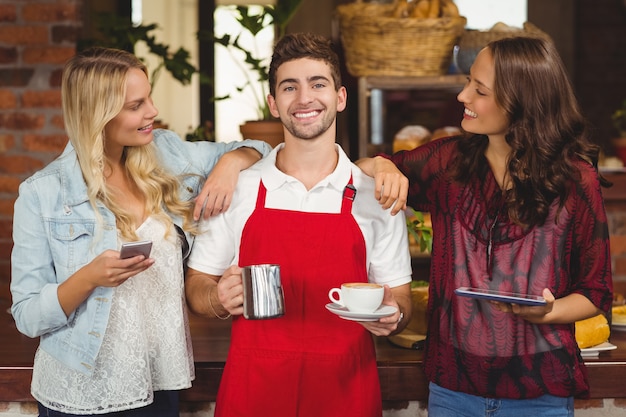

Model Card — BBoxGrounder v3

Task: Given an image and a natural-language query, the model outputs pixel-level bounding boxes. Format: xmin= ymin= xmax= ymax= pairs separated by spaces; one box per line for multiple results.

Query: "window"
xmin=213 ymin=5 xmax=274 ymax=142
xmin=455 ymin=0 xmax=527 ymax=29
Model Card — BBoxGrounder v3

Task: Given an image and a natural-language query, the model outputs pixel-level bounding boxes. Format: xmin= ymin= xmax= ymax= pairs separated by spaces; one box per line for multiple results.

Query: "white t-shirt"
xmin=188 ymin=144 xmax=412 ymax=288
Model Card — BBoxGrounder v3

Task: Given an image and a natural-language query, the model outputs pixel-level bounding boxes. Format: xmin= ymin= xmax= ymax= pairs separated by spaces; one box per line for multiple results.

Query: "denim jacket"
xmin=10 ymin=129 xmax=270 ymax=375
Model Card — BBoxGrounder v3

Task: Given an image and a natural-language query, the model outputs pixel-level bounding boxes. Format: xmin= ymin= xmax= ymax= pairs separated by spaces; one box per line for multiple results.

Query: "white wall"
xmin=213 ymin=5 xmax=274 ymax=142
xmin=137 ymin=0 xmax=200 ymax=139
xmin=455 ymin=0 xmax=527 ymax=29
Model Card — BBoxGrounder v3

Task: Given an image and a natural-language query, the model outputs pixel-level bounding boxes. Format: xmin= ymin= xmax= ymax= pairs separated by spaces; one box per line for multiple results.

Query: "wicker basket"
xmin=459 ymin=22 xmax=552 ymax=50
xmin=336 ymin=1 xmax=467 ymax=77
xmin=454 ymin=22 xmax=553 ymax=74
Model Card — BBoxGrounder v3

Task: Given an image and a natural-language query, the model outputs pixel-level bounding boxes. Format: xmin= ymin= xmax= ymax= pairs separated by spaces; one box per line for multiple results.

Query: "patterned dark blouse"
xmin=389 ymin=136 xmax=613 ymax=399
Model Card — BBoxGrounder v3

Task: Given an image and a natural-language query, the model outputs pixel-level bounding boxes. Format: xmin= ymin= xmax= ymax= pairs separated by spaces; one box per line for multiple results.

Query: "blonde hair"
xmin=62 ymin=47 xmax=197 ymax=240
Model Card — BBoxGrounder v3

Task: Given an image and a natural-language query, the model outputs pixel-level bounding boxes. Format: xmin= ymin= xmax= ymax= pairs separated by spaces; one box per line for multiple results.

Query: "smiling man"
xmin=184 ymin=32 xmax=412 ymax=417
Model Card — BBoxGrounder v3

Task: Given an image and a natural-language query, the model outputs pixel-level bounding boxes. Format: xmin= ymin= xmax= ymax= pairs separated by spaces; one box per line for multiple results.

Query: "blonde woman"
xmin=10 ymin=47 xmax=270 ymax=417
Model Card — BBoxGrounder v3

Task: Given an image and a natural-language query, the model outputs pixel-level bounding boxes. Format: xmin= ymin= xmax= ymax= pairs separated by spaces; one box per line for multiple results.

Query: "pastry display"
xmin=612 ymin=291 xmax=626 ymax=325
xmin=392 ymin=125 xmax=463 ymax=153
xmin=392 ymin=125 xmax=432 ymax=152
xmin=612 ymin=305 xmax=626 ymax=325
xmin=600 ymin=156 xmax=624 ymax=170
xmin=613 ymin=292 xmax=625 ymax=306
xmin=406 ymin=281 xmax=429 ymax=335
xmin=431 ymin=126 xmax=462 ymax=141
xmin=387 ymin=280 xmax=429 ymax=349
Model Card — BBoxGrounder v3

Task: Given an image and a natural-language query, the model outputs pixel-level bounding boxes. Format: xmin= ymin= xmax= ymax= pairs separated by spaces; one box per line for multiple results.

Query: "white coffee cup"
xmin=328 ymin=282 xmax=384 ymax=313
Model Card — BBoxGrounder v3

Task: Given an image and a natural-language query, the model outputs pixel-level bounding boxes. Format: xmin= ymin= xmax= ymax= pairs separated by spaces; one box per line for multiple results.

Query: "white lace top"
xmin=32 ymin=216 xmax=195 ymax=414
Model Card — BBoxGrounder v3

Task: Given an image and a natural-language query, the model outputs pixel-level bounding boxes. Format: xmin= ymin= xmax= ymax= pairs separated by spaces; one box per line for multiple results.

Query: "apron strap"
xmin=255 ymin=180 xmax=268 ymax=209
xmin=341 ymin=175 xmax=356 ymax=214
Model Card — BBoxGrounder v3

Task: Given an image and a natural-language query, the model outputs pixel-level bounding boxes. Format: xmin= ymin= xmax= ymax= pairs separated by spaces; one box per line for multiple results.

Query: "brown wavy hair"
xmin=452 ymin=36 xmax=608 ymax=227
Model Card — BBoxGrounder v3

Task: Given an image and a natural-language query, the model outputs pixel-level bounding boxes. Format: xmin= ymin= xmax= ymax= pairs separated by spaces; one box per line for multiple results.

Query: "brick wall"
xmin=0 ymin=0 xmax=80 ymax=299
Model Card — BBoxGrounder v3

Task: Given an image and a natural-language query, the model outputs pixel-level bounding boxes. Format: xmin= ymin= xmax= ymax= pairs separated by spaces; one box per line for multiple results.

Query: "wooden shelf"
xmin=357 ymin=74 xmax=467 ymax=158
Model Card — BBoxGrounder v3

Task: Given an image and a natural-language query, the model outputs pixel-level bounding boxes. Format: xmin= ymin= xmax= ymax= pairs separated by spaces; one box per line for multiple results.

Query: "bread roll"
xmin=431 ymin=126 xmax=462 ymax=141
xmin=393 ymin=125 xmax=432 ymax=152
xmin=393 ymin=0 xmax=410 ymax=18
xmin=441 ymin=0 xmax=460 ymax=17
xmin=428 ymin=0 xmax=440 ymax=18
xmin=411 ymin=0 xmax=431 ymax=18
xmin=575 ymin=314 xmax=610 ymax=349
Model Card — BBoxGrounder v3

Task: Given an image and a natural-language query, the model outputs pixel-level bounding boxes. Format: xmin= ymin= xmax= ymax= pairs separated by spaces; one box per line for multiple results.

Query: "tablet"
xmin=454 ymin=287 xmax=547 ymax=306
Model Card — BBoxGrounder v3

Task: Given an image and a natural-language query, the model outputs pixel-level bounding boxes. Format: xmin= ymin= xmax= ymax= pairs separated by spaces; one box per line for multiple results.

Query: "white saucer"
xmin=580 ymin=342 xmax=617 ymax=358
xmin=325 ymin=303 xmax=397 ymax=321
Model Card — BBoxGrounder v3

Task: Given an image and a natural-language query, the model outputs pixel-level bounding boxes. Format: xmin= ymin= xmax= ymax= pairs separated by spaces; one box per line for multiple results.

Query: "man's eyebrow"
xmin=308 ymin=75 xmax=330 ymax=83
xmin=277 ymin=78 xmax=298 ymax=87
xmin=277 ymin=75 xmax=331 ymax=87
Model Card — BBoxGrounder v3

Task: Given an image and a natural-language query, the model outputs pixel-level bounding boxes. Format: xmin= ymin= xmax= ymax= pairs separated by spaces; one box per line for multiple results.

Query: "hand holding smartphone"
xmin=120 ymin=240 xmax=153 ymax=259
xmin=454 ymin=287 xmax=547 ymax=306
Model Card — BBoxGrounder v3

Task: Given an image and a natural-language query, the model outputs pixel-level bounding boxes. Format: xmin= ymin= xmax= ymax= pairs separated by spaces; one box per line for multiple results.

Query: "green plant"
xmin=198 ymin=0 xmax=304 ymax=121
xmin=406 ymin=208 xmax=433 ymax=253
xmin=612 ymin=99 xmax=626 ymax=136
xmin=410 ymin=280 xmax=429 ymax=289
xmin=79 ymin=13 xmax=208 ymax=90
xmin=185 ymin=120 xmax=215 ymax=142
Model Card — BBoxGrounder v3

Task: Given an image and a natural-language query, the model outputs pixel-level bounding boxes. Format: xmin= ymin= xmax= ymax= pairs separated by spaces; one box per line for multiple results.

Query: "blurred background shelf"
xmin=357 ymin=74 xmax=467 ymax=158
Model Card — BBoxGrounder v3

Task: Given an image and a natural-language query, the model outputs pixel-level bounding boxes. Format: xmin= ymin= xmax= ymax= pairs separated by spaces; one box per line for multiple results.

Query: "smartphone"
xmin=120 ymin=240 xmax=153 ymax=259
xmin=454 ymin=286 xmax=547 ymax=306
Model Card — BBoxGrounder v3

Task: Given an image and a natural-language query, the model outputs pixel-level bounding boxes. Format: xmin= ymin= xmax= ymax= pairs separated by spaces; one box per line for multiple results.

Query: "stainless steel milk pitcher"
xmin=241 ymin=264 xmax=285 ymax=319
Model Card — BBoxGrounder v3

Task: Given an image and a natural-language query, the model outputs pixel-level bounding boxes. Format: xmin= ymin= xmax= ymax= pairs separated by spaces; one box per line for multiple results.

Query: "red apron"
xmin=215 ymin=178 xmax=382 ymax=417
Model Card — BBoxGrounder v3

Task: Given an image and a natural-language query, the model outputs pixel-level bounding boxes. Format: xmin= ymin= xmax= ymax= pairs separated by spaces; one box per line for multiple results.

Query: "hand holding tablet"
xmin=455 ymin=287 xmax=547 ymax=306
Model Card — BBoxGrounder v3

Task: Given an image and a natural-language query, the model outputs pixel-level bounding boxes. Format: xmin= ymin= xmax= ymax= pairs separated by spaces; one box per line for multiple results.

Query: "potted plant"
xmin=186 ymin=120 xmax=216 ymax=142
xmin=406 ymin=208 xmax=433 ymax=257
xmin=79 ymin=13 xmax=206 ymax=90
xmin=198 ymin=0 xmax=304 ymax=146
xmin=79 ymin=13 xmax=211 ymax=132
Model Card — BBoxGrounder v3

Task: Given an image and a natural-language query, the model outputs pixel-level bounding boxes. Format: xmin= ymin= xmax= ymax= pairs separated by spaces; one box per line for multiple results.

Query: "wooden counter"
xmin=2 ymin=303 xmax=626 ymax=403
xmin=2 ymin=171 xmax=626 ymax=403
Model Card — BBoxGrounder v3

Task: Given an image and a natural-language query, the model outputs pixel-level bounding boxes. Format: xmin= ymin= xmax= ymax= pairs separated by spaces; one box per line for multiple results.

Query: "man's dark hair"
xmin=268 ymin=32 xmax=342 ymax=97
